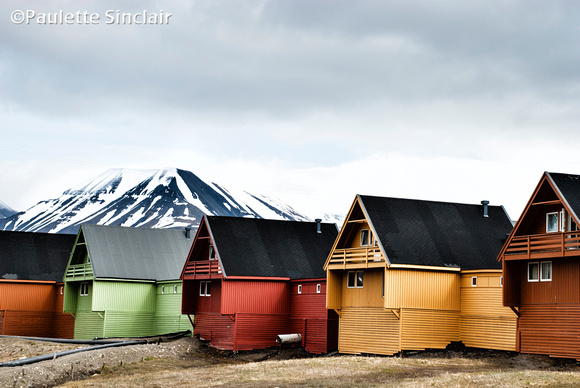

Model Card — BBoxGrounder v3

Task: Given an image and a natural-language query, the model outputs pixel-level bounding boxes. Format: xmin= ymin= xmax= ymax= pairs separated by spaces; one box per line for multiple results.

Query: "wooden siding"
xmin=341 ymin=269 xmax=384 ymax=308
xmin=234 ymin=313 xmax=289 ymax=352
xmin=0 ymin=282 xmax=56 ymax=311
xmin=74 ymin=311 xmax=104 ymax=340
xmin=518 ymin=304 xmax=580 ymax=359
xmin=103 ymin=310 xmax=155 ymax=338
xmin=326 ymin=270 xmax=342 ymax=310
xmin=461 ymin=316 xmax=517 ymax=351
xmin=384 ymin=269 xmax=460 ymax=310
xmin=221 ymin=280 xmax=289 ymax=315
xmin=0 ymin=310 xmax=74 ymax=338
xmin=92 ymin=281 xmax=156 ymax=312
xmin=155 ymin=282 xmax=193 ymax=334
xmin=400 ymin=308 xmax=460 ymax=351
xmin=519 ymin=258 xmax=580 ymax=305
xmin=338 ymin=306 xmax=400 ymax=355
xmin=193 ymin=312 xmax=235 ymax=349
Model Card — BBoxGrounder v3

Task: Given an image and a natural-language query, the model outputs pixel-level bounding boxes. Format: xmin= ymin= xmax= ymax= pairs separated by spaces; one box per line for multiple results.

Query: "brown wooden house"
xmin=498 ymin=172 xmax=580 ymax=360
xmin=181 ymin=216 xmax=338 ymax=353
xmin=0 ymin=230 xmax=75 ymax=338
xmin=325 ymin=195 xmax=516 ymax=355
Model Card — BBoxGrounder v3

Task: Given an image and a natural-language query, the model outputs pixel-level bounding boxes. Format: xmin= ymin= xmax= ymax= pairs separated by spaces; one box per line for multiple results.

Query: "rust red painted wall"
xmin=221 ymin=280 xmax=289 ymax=315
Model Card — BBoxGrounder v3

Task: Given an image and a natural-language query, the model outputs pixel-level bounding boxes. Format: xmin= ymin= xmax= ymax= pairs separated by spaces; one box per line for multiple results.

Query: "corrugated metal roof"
xmin=206 ymin=216 xmax=338 ymax=279
xmin=359 ymin=195 xmax=513 ymax=270
xmin=82 ymin=224 xmax=192 ymax=281
xmin=0 ymin=230 xmax=75 ymax=281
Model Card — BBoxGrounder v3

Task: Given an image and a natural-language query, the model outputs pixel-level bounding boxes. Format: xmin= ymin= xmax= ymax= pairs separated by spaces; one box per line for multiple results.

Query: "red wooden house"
xmin=181 ymin=216 xmax=338 ymax=353
xmin=0 ymin=231 xmax=75 ymax=338
xmin=498 ymin=172 xmax=580 ymax=360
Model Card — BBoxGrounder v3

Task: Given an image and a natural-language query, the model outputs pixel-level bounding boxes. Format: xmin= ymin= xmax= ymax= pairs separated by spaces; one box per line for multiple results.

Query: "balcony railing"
xmin=327 ymin=246 xmax=385 ymax=269
xmin=503 ymin=232 xmax=580 ymax=260
xmin=182 ymin=260 xmax=223 ymax=277
xmin=65 ymin=263 xmax=94 ymax=281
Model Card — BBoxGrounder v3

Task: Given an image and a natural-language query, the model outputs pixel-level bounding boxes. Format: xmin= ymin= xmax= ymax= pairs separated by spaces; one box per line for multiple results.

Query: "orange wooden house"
xmin=0 ymin=231 xmax=75 ymax=338
xmin=181 ymin=216 xmax=338 ymax=353
xmin=498 ymin=172 xmax=580 ymax=360
xmin=325 ymin=195 xmax=516 ymax=356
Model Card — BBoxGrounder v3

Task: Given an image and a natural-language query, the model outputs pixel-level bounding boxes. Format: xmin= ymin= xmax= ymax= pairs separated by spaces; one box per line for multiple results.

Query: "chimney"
xmin=315 ymin=218 xmax=322 ymax=233
xmin=185 ymin=226 xmax=191 ymax=239
xmin=481 ymin=201 xmax=489 ymax=218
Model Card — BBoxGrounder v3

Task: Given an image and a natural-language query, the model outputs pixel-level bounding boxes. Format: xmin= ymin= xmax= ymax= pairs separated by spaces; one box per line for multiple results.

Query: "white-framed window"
xmin=60 ymin=286 xmax=64 ymax=295
xmin=347 ymin=270 xmax=364 ymax=288
xmin=316 ymin=284 xmax=321 ymax=293
xmin=360 ymin=229 xmax=370 ymax=246
xmin=161 ymin=285 xmax=165 ymax=294
xmin=80 ymin=282 xmax=89 ymax=296
xmin=209 ymin=245 xmax=216 ymax=260
xmin=568 ymin=213 xmax=578 ymax=232
xmin=547 ymin=212 xmax=559 ymax=233
xmin=297 ymin=285 xmax=302 ymax=294
xmin=200 ymin=281 xmax=211 ymax=296
xmin=471 ymin=276 xmax=477 ymax=287
xmin=500 ymin=276 xmax=503 ymax=287
xmin=528 ymin=262 xmax=539 ymax=282
xmin=560 ymin=210 xmax=566 ymax=232
xmin=541 ymin=261 xmax=552 ymax=281
xmin=173 ymin=285 xmax=178 ymax=294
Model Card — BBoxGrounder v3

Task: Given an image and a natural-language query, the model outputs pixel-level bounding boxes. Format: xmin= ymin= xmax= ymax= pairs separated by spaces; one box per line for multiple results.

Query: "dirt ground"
xmin=1 ymin=336 xmax=580 ymax=387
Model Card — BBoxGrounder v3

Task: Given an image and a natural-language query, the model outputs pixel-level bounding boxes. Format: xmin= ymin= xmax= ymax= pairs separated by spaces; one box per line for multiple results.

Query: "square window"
xmin=360 ymin=229 xmax=369 ymax=246
xmin=297 ymin=285 xmax=302 ymax=294
xmin=547 ymin=212 xmax=559 ymax=233
xmin=541 ymin=261 xmax=552 ymax=281
xmin=471 ymin=276 xmax=477 ymax=287
xmin=316 ymin=284 xmax=321 ymax=293
xmin=528 ymin=262 xmax=539 ymax=282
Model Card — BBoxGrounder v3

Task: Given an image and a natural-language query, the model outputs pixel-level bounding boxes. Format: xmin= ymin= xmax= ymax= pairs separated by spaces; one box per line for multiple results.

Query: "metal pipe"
xmin=276 ymin=333 xmax=302 ymax=345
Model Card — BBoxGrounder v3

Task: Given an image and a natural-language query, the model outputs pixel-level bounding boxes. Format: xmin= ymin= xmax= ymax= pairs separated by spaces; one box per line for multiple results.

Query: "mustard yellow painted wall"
xmin=341 ymin=268 xmax=384 ymax=308
xmin=384 ymin=269 xmax=460 ymax=310
xmin=326 ymin=270 xmax=342 ymax=310
xmin=338 ymin=306 xmax=400 ymax=355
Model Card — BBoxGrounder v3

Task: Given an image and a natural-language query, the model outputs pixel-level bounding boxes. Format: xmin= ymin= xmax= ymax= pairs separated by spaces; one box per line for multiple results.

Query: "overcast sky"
xmin=2 ymin=0 xmax=580 ymax=220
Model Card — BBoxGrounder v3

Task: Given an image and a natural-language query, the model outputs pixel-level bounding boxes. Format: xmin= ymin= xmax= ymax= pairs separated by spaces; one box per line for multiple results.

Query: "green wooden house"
xmin=63 ymin=224 xmax=193 ymax=339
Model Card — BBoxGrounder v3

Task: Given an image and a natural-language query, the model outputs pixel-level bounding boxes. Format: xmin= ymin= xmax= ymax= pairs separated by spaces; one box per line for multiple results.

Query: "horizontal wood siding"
xmin=103 ymin=310 xmax=155 ymax=338
xmin=338 ymin=307 xmax=400 ymax=355
xmin=400 ymin=308 xmax=460 ymax=351
xmin=1 ymin=310 xmax=56 ymax=337
xmin=74 ymin=311 xmax=104 ymax=340
xmin=52 ymin=313 xmax=75 ymax=338
xmin=384 ymin=269 xmax=460 ymax=310
xmin=234 ymin=313 xmax=289 ymax=351
xmin=519 ymin=304 xmax=580 ymax=359
xmin=460 ymin=272 xmax=517 ymax=351
xmin=92 ymin=281 xmax=155 ymax=312
xmin=221 ymin=280 xmax=289 ymax=315
xmin=0 ymin=283 xmax=56 ymax=311
xmin=193 ymin=312 xmax=235 ymax=350
xmin=155 ymin=282 xmax=193 ymax=335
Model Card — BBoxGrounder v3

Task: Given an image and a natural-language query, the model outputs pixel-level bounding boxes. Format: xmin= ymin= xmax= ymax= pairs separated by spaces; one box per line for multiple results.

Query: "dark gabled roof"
xmin=359 ymin=195 xmax=513 ymax=270
xmin=547 ymin=172 xmax=580 ymax=220
xmin=0 ymin=231 xmax=75 ymax=281
xmin=81 ymin=224 xmax=193 ymax=281
xmin=206 ymin=216 xmax=338 ymax=279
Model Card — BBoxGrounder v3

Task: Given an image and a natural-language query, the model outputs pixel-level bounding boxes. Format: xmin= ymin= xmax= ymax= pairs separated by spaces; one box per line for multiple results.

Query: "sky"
xmin=1 ymin=0 xmax=580 ymax=221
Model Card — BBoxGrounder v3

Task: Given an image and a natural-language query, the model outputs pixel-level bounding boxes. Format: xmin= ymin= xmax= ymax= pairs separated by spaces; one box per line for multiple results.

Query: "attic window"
xmin=297 ymin=285 xmax=302 ymax=294
xmin=471 ymin=276 xmax=477 ymax=287
xmin=360 ymin=229 xmax=370 ymax=246
xmin=316 ymin=284 xmax=321 ymax=293
xmin=546 ymin=212 xmax=559 ymax=233
xmin=209 ymin=245 xmax=216 ymax=260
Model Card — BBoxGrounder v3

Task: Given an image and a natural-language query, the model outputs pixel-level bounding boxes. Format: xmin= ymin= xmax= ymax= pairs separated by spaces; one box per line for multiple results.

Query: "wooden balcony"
xmin=182 ymin=260 xmax=223 ymax=279
xmin=326 ymin=246 xmax=386 ymax=270
xmin=64 ymin=263 xmax=94 ymax=281
xmin=503 ymin=232 xmax=580 ymax=261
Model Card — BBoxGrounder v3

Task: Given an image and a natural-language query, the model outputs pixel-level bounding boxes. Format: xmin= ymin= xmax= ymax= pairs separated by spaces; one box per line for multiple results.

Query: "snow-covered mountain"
xmin=0 ymin=168 xmax=311 ymax=234
xmin=0 ymin=200 xmax=17 ymax=219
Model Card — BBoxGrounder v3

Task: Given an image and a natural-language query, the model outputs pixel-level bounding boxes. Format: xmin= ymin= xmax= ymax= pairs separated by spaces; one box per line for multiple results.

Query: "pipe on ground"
xmin=276 ymin=333 xmax=302 ymax=345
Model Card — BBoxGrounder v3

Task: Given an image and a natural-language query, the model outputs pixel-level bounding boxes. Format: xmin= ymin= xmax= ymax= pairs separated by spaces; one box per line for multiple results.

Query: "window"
xmin=528 ymin=262 xmax=539 ymax=282
xmin=547 ymin=212 xmax=559 ymax=233
xmin=173 ymin=285 xmax=178 ymax=294
xmin=316 ymin=284 xmax=321 ymax=294
xmin=60 ymin=286 xmax=64 ymax=295
xmin=500 ymin=276 xmax=503 ymax=287
xmin=161 ymin=286 xmax=165 ymax=294
xmin=360 ymin=229 xmax=370 ymax=246
xmin=80 ymin=282 xmax=89 ymax=296
xmin=471 ymin=276 xmax=477 ymax=287
xmin=209 ymin=245 xmax=216 ymax=260
xmin=297 ymin=285 xmax=302 ymax=294
xmin=348 ymin=270 xmax=364 ymax=288
xmin=541 ymin=261 xmax=552 ymax=281
xmin=200 ymin=281 xmax=211 ymax=296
